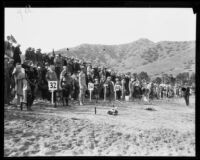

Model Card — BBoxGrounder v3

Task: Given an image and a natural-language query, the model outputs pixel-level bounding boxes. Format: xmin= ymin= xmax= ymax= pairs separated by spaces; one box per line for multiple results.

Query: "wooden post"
xmin=90 ymin=90 xmax=92 ymax=102
xmin=51 ymin=90 xmax=54 ymax=105
xmin=114 ymin=89 xmax=116 ymax=101
xmin=104 ymin=86 xmax=107 ymax=101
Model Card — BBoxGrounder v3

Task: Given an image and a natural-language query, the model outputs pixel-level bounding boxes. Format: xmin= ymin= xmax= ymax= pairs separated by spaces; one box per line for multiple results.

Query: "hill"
xmin=55 ymin=38 xmax=195 ymax=78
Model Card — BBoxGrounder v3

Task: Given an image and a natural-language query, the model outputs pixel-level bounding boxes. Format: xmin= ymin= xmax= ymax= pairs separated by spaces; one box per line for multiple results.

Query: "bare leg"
xmin=79 ymin=90 xmax=83 ymax=105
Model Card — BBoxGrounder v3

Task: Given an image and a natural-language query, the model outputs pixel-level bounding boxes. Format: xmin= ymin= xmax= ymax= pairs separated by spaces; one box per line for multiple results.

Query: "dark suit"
xmin=182 ymin=87 xmax=190 ymax=106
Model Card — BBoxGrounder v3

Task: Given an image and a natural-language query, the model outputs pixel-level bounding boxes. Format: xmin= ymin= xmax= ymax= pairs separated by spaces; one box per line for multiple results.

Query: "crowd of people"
xmin=4 ymin=53 xmax=193 ymax=111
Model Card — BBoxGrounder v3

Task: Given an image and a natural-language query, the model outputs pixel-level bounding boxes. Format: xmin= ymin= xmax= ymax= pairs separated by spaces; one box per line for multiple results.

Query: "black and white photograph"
xmin=4 ymin=7 xmax=196 ymax=156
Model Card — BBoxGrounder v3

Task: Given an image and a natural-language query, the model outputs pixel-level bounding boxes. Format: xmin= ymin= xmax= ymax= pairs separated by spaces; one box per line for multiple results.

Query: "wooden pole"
xmin=114 ymin=89 xmax=116 ymax=101
xmin=90 ymin=90 xmax=92 ymax=102
xmin=104 ymin=86 xmax=107 ymax=101
xmin=51 ymin=90 xmax=54 ymax=104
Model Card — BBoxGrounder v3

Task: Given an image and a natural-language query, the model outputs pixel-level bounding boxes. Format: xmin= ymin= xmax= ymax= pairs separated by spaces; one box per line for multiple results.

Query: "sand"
xmin=4 ymin=96 xmax=195 ymax=156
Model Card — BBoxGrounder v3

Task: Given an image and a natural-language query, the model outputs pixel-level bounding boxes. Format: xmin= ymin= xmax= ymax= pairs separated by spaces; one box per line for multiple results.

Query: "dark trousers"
xmin=99 ymin=86 xmax=104 ymax=99
xmin=62 ymin=85 xmax=71 ymax=105
xmin=106 ymin=91 xmax=113 ymax=102
xmin=27 ymin=86 xmax=35 ymax=108
xmin=161 ymin=90 xmax=164 ymax=98
xmin=41 ymin=88 xmax=49 ymax=100
xmin=184 ymin=94 xmax=189 ymax=106
xmin=116 ymin=90 xmax=121 ymax=100
xmin=47 ymin=91 xmax=57 ymax=103
xmin=72 ymin=85 xmax=79 ymax=100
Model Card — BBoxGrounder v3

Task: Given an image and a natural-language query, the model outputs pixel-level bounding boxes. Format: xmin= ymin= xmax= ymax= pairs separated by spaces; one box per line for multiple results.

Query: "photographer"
xmin=22 ymin=61 xmax=38 ymax=111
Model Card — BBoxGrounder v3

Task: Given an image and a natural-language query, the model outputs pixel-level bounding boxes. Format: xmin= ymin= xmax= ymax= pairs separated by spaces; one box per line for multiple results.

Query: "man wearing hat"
xmin=104 ymin=76 xmax=114 ymax=102
xmin=22 ymin=61 xmax=38 ymax=110
xmin=60 ymin=66 xmax=73 ymax=106
xmin=114 ymin=77 xmax=122 ymax=100
xmin=75 ymin=59 xmax=81 ymax=74
xmin=37 ymin=62 xmax=49 ymax=102
xmin=11 ymin=64 xmax=24 ymax=108
xmin=54 ymin=54 xmax=63 ymax=80
xmin=46 ymin=65 xmax=58 ymax=106
xmin=79 ymin=65 xmax=87 ymax=105
xmin=182 ymin=82 xmax=191 ymax=106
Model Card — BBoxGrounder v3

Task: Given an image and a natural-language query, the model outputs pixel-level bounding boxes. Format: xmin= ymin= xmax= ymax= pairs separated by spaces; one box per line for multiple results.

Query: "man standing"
xmin=79 ymin=66 xmax=87 ymax=105
xmin=182 ymin=82 xmax=190 ymax=106
xmin=60 ymin=70 xmax=73 ymax=106
xmin=22 ymin=61 xmax=38 ymax=111
xmin=104 ymin=76 xmax=114 ymax=102
xmin=46 ymin=65 xmax=58 ymax=106
xmin=71 ymin=72 xmax=79 ymax=100
xmin=38 ymin=63 xmax=49 ymax=102
xmin=114 ymin=78 xmax=122 ymax=100
xmin=54 ymin=54 xmax=63 ymax=80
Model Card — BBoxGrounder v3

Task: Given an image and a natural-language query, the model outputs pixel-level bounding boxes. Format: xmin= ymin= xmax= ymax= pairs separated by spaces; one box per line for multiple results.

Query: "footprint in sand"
xmin=19 ymin=145 xmax=29 ymax=152
xmin=12 ymin=138 xmax=21 ymax=143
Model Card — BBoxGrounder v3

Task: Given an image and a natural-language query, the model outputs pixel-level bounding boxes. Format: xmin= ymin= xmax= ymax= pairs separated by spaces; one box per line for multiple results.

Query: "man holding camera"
xmin=22 ymin=61 xmax=38 ymax=111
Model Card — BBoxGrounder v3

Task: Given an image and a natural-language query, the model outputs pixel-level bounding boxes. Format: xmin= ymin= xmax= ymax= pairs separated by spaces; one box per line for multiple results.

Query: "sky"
xmin=5 ymin=8 xmax=196 ymax=54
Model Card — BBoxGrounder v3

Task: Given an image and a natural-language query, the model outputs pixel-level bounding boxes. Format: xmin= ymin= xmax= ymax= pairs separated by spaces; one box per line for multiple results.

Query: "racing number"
xmin=50 ymin=82 xmax=57 ymax=89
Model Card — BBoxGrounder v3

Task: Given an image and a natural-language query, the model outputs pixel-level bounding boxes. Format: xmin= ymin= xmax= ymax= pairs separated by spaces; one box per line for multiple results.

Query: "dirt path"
xmin=4 ymin=96 xmax=195 ymax=156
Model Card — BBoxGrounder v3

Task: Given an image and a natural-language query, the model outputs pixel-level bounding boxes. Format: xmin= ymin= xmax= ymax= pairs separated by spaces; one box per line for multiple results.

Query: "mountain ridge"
xmin=54 ymin=38 xmax=195 ymax=78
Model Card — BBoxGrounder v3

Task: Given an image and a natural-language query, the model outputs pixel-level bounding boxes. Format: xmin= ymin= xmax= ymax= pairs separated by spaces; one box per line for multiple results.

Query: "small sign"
xmin=104 ymin=84 xmax=108 ymax=87
xmin=48 ymin=81 xmax=57 ymax=91
xmin=88 ymin=82 xmax=94 ymax=91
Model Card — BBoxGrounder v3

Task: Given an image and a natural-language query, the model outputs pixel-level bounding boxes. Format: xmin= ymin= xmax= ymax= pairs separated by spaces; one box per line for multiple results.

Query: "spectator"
xmin=23 ymin=61 xmax=38 ymax=110
xmin=79 ymin=66 xmax=87 ymax=105
xmin=71 ymin=72 xmax=79 ymax=100
xmin=114 ymin=78 xmax=122 ymax=100
xmin=182 ymin=82 xmax=190 ymax=106
xmin=38 ymin=63 xmax=49 ymax=102
xmin=54 ymin=54 xmax=63 ymax=80
xmin=46 ymin=65 xmax=58 ymax=106
xmin=73 ymin=59 xmax=81 ymax=74
xmin=93 ymin=77 xmax=100 ymax=102
xmin=12 ymin=64 xmax=24 ymax=108
xmin=104 ymin=76 xmax=114 ymax=102
xmin=60 ymin=70 xmax=73 ymax=106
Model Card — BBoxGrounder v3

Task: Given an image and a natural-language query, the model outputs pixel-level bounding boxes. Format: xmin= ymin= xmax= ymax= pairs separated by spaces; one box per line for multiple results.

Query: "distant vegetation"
xmin=54 ymin=38 xmax=195 ymax=78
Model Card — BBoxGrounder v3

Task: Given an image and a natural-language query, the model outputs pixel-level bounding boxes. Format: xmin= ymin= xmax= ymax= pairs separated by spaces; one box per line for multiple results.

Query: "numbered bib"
xmin=48 ymin=81 xmax=58 ymax=91
xmin=88 ymin=83 xmax=94 ymax=91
